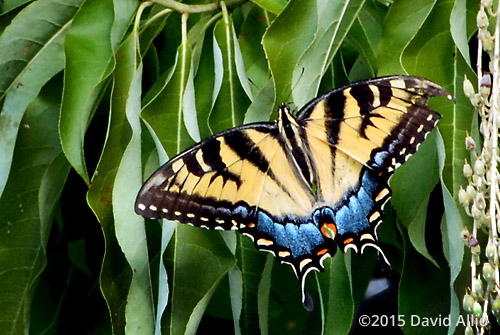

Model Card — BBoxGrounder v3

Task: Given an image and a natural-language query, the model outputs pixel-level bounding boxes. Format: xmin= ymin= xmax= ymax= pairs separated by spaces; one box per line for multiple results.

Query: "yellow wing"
xmin=295 ymin=76 xmax=450 ymax=251
xmin=135 ymin=124 xmax=315 ymax=229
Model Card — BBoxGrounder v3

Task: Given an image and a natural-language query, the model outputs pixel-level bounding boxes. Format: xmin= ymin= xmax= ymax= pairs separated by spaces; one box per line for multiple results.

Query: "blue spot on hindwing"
xmin=357 ymin=186 xmax=373 ymax=214
xmin=273 ymin=224 xmax=287 ymax=247
xmin=256 ymin=210 xmax=324 ymax=258
xmin=335 ymin=206 xmax=352 ymax=235
xmin=361 ymin=170 xmax=377 ymax=193
xmin=285 ymin=223 xmax=312 ymax=257
xmin=234 ymin=205 xmax=249 ymax=218
xmin=373 ymin=151 xmax=388 ymax=168
xmin=257 ymin=211 xmax=274 ymax=235
xmin=331 ymin=169 xmax=381 ymax=236
xmin=349 ymin=195 xmax=362 ymax=216
xmin=298 ymin=223 xmax=324 ymax=252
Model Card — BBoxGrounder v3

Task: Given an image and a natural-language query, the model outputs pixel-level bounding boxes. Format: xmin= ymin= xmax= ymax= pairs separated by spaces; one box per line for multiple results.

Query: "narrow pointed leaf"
xmin=321 ymin=254 xmax=354 ymax=334
xmin=209 ymin=14 xmax=251 ymax=132
xmin=262 ymin=0 xmax=319 ymax=112
xmin=238 ymin=5 xmax=271 ymax=95
xmin=436 ymin=131 xmax=464 ymax=335
xmin=0 ymin=0 xmax=82 ymax=197
xmin=391 ymin=134 xmax=440 ymax=266
xmin=60 ymin=0 xmax=115 ymax=183
xmin=376 ymin=0 xmax=436 ymax=74
xmin=142 ymin=41 xmax=195 ymax=157
xmin=113 ymin=64 xmax=156 ymax=333
xmin=237 ymin=236 xmax=267 ymax=335
xmin=257 ymin=255 xmax=273 ymax=335
xmin=164 ymin=226 xmax=235 ymax=335
xmin=86 ymin=33 xmax=140 ymax=334
xmin=291 ymin=0 xmax=365 ymax=107
xmin=0 ymin=101 xmax=69 ymax=335
xmin=401 ymin=1 xmax=475 ymax=197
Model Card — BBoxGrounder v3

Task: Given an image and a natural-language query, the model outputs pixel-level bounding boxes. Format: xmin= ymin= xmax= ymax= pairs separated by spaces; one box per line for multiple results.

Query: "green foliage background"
xmin=0 ymin=0 xmax=478 ymax=334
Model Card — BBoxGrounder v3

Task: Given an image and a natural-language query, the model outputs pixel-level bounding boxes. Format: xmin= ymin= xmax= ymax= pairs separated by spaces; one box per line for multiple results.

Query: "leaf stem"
xmin=152 ymin=0 xmax=247 ymax=13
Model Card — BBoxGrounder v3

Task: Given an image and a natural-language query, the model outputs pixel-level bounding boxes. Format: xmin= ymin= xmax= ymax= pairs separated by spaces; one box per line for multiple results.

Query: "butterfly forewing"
xmin=295 ymin=76 xmax=449 ymax=252
xmin=135 ymin=124 xmax=315 ymax=230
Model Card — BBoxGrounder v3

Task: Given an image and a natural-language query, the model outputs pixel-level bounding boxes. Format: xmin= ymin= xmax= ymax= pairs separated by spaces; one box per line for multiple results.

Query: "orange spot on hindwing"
xmin=343 ymin=237 xmax=354 ymax=245
xmin=317 ymin=248 xmax=329 ymax=256
xmin=320 ymin=222 xmax=337 ymax=239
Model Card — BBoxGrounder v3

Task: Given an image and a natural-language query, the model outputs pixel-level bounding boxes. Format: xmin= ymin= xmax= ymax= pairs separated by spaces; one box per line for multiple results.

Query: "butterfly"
xmin=135 ymin=75 xmax=451 ymax=310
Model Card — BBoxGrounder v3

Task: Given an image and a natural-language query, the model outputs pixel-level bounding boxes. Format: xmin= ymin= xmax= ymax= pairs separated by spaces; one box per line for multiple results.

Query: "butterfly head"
xmin=277 ymin=104 xmax=299 ymax=131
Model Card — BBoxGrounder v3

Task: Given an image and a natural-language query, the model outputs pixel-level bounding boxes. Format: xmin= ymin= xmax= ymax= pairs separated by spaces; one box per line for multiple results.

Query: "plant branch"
xmin=152 ymin=0 xmax=247 ymax=13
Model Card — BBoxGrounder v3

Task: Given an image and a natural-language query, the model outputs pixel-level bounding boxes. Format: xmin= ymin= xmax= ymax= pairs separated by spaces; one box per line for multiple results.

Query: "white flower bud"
xmin=463 ymin=77 xmax=475 ymax=99
xmin=463 ymin=162 xmax=473 ymax=178
xmin=477 ymin=8 xmax=489 ymax=29
xmin=474 ymin=159 xmax=486 ymax=176
xmin=459 ymin=187 xmax=470 ymax=207
xmin=481 ymin=30 xmax=494 ymax=52
xmin=465 ymin=136 xmax=476 ymax=151
xmin=466 ymin=184 xmax=476 ymax=199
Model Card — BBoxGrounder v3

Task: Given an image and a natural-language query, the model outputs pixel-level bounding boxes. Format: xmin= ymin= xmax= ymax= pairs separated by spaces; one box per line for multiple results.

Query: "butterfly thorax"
xmin=277 ymin=104 xmax=317 ymax=194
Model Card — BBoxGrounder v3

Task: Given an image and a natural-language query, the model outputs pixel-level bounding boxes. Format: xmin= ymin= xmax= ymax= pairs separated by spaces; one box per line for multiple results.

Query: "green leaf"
xmin=209 ymin=12 xmax=251 ymax=133
xmin=237 ymin=4 xmax=270 ymax=97
xmin=263 ymin=0 xmax=365 ymax=113
xmin=0 ymin=0 xmax=82 ymax=198
xmin=0 ymin=0 xmax=32 ymax=14
xmin=398 ymin=224 xmax=451 ymax=335
xmin=86 ymin=32 xmax=140 ymax=334
xmin=227 ymin=267 xmax=243 ymax=335
xmin=193 ymin=28 xmax=216 ymax=139
xmin=321 ymin=254 xmax=354 ymax=335
xmin=164 ymin=226 xmax=236 ymax=335
xmin=257 ymin=255 xmax=273 ymax=335
xmin=291 ymin=0 xmax=366 ymax=107
xmin=0 ymin=99 xmax=69 ymax=335
xmin=237 ymin=235 xmax=268 ymax=334
xmin=263 ymin=0 xmax=319 ymax=111
xmin=396 ymin=3 xmax=468 ymax=333
xmin=391 ymin=133 xmax=440 ymax=266
xmin=60 ymin=0 xmax=115 ymax=184
xmin=376 ymin=0 xmax=436 ymax=74
xmin=436 ymin=131 xmax=464 ymax=335
xmin=252 ymin=0 xmax=287 ymax=15
xmin=401 ymin=0 xmax=475 ymax=198
xmin=111 ymin=37 xmax=155 ymax=333
xmin=450 ymin=0 xmax=478 ymax=66
xmin=244 ymin=78 xmax=275 ymax=123
xmin=142 ymin=40 xmax=196 ymax=157
xmin=343 ymin=18 xmax=377 ymax=80
xmin=450 ymin=0 xmax=469 ymax=65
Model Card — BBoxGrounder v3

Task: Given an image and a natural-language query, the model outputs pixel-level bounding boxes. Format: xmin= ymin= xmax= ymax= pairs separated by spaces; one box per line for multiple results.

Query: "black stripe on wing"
xmin=297 ymin=76 xmax=450 ymax=174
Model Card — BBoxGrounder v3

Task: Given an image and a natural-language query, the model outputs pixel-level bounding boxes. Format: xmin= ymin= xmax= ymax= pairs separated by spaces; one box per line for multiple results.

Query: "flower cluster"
xmin=460 ymin=2 xmax=500 ymax=334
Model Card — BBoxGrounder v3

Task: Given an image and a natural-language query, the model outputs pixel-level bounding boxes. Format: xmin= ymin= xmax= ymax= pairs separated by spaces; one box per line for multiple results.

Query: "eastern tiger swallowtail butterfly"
xmin=135 ymin=75 xmax=452 ymax=310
